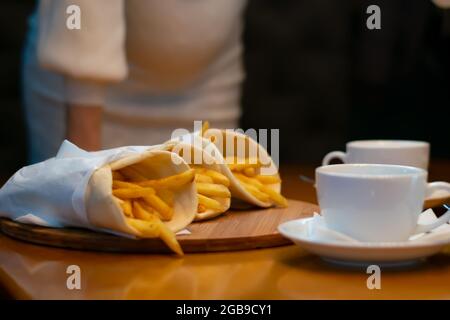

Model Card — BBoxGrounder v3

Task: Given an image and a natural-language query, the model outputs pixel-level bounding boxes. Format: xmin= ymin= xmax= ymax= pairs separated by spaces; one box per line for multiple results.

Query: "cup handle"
xmin=414 ymin=182 xmax=450 ymax=234
xmin=322 ymin=151 xmax=347 ymax=166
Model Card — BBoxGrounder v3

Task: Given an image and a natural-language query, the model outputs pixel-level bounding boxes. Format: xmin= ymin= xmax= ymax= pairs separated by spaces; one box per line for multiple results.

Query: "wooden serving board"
xmin=0 ymin=199 xmax=318 ymax=254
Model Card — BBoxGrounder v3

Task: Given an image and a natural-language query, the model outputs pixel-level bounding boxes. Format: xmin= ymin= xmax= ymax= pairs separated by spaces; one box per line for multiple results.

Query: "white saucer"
xmin=278 ymin=217 xmax=450 ymax=267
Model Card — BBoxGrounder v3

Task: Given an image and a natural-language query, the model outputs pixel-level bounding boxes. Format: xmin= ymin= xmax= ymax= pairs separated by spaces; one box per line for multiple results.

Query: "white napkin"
xmin=308 ymin=210 xmax=450 ymax=244
xmin=0 ymin=140 xmax=153 ymax=229
xmin=306 ymin=213 xmax=359 ymax=243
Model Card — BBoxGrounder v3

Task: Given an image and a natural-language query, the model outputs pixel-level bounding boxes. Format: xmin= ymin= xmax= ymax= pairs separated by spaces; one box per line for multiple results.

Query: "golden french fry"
xmin=195 ymin=173 xmax=214 ymax=184
xmin=114 ymin=196 xmax=132 ymax=217
xmin=197 ymin=203 xmax=207 ymax=213
xmin=138 ymin=199 xmax=156 ymax=212
xmin=156 ymin=189 xmax=175 ymax=207
xmin=113 ymin=187 xmax=156 ymax=199
xmin=112 ymin=180 xmax=140 ymax=189
xmin=234 ymin=173 xmax=263 ymax=188
xmin=126 ymin=217 xmax=183 ymax=256
xmin=234 ymin=173 xmax=269 ymax=202
xmin=241 ymin=182 xmax=271 ymax=203
xmin=113 ymin=181 xmax=176 ymax=212
xmin=133 ymin=201 xmax=155 ymax=221
xmin=228 ymin=162 xmax=262 ymax=172
xmin=119 ymin=167 xmax=147 ymax=182
xmin=197 ymin=194 xmax=223 ymax=212
xmin=138 ymin=169 xmax=195 ymax=190
xmin=243 ymin=167 xmax=257 ymax=177
xmin=255 ymin=174 xmax=281 ymax=184
xmin=112 ymin=171 xmax=125 ymax=181
xmin=196 ymin=168 xmax=230 ymax=187
xmin=259 ymin=185 xmax=288 ymax=207
xmin=138 ymin=200 xmax=171 ymax=222
xmin=196 ymin=183 xmax=231 ymax=198
xmin=120 ymin=200 xmax=133 ymax=217
xmin=235 ymin=173 xmax=287 ymax=207
xmin=200 ymin=121 xmax=210 ymax=137
xmin=143 ymin=193 xmax=173 ymax=221
xmin=158 ymin=223 xmax=184 ymax=256
xmin=126 ymin=217 xmax=160 ymax=237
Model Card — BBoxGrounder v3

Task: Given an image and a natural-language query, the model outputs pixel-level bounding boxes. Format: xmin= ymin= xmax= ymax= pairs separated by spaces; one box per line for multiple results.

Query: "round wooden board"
xmin=0 ymin=200 xmax=318 ymax=254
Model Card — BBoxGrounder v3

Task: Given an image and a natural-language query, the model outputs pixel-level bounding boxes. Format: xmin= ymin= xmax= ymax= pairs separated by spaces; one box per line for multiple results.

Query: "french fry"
xmin=126 ymin=217 xmax=183 ymax=256
xmin=195 ymin=173 xmax=214 ymax=184
xmin=143 ymin=193 xmax=173 ymax=221
xmin=138 ymin=200 xmax=172 ymax=222
xmin=195 ymin=168 xmax=230 ymax=187
xmin=119 ymin=166 xmax=148 ymax=182
xmin=114 ymin=197 xmax=132 ymax=217
xmin=259 ymin=185 xmax=288 ymax=207
xmin=196 ymin=183 xmax=231 ymax=198
xmin=112 ymin=165 xmax=196 ymax=255
xmin=113 ymin=181 xmax=176 ymax=216
xmin=138 ymin=199 xmax=157 ymax=213
xmin=235 ymin=173 xmax=287 ymax=207
xmin=241 ymin=182 xmax=271 ymax=203
xmin=158 ymin=223 xmax=184 ymax=256
xmin=133 ymin=201 xmax=155 ymax=221
xmin=112 ymin=180 xmax=140 ymax=189
xmin=243 ymin=167 xmax=257 ymax=177
xmin=197 ymin=194 xmax=223 ymax=212
xmin=197 ymin=204 xmax=207 ymax=213
xmin=120 ymin=200 xmax=133 ymax=217
xmin=112 ymin=171 xmax=125 ymax=181
xmin=113 ymin=187 xmax=155 ymax=199
xmin=126 ymin=217 xmax=160 ymax=237
xmin=138 ymin=169 xmax=195 ymax=190
xmin=255 ymin=174 xmax=281 ymax=184
xmin=228 ymin=162 xmax=263 ymax=172
xmin=156 ymin=189 xmax=174 ymax=207
xmin=200 ymin=121 xmax=210 ymax=137
xmin=234 ymin=173 xmax=263 ymax=188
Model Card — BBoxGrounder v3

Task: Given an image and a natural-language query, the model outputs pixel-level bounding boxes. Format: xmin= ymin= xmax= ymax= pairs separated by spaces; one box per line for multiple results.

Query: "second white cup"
xmin=322 ymin=140 xmax=430 ymax=169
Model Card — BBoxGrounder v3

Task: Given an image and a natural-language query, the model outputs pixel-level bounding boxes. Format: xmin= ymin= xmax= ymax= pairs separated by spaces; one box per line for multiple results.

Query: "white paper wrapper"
xmin=0 ymin=140 xmax=197 ymax=238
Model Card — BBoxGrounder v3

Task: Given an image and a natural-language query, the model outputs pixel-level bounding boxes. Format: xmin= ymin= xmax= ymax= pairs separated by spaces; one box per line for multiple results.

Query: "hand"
xmin=66 ymin=104 xmax=103 ymax=151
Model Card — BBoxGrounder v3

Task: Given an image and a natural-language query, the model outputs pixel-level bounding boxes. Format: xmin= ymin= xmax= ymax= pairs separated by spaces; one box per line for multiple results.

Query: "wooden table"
xmin=0 ymin=162 xmax=449 ymax=300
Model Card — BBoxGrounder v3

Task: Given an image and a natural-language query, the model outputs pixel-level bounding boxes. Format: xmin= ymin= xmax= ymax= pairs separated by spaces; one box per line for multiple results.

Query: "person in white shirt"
xmin=23 ymin=0 xmax=247 ymax=163
xmin=433 ymin=0 xmax=450 ymax=8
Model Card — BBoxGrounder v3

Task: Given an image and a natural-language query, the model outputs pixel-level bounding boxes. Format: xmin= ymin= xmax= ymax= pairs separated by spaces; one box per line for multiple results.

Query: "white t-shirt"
xmin=25 ymin=0 xmax=246 ymax=123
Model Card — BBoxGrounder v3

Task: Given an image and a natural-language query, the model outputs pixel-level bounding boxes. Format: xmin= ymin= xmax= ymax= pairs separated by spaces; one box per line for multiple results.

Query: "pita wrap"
xmin=164 ymin=140 xmax=231 ymax=221
xmin=0 ymin=141 xmax=197 ymax=239
xmin=87 ymin=149 xmax=197 ymax=235
xmin=168 ymin=128 xmax=283 ymax=208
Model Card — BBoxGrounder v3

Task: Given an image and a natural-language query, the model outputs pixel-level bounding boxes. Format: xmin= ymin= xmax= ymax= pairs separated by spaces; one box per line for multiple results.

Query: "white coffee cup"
xmin=322 ymin=140 xmax=430 ymax=169
xmin=316 ymin=164 xmax=450 ymax=242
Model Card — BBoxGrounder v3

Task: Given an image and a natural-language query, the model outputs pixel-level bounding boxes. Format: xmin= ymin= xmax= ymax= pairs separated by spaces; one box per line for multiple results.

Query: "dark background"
xmin=0 ymin=0 xmax=449 ymax=176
